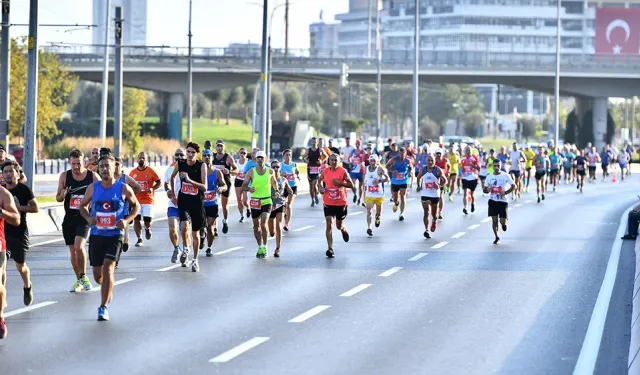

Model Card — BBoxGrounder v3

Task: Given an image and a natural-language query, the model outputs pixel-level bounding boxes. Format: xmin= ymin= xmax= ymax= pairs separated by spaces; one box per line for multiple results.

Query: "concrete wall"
xmin=630 ymin=239 xmax=640 ymax=374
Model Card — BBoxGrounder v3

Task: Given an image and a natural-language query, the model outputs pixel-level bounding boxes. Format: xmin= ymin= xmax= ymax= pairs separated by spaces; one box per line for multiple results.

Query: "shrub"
xmin=44 ymin=136 xmax=181 ymax=159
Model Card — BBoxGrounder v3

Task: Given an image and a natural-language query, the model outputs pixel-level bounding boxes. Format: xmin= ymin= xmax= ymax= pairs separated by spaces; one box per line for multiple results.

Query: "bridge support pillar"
xmin=167 ymin=93 xmax=183 ymax=141
xmin=592 ymin=97 xmax=607 ymax=150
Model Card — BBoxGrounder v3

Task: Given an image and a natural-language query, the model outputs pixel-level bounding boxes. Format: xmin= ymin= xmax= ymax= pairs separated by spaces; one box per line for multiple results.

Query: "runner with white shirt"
xmin=280 ymin=149 xmax=300 ymax=232
xmin=483 ymin=159 xmax=515 ymax=245
xmin=164 ymin=149 xmax=185 ymax=263
xmin=341 ymin=137 xmax=355 ymax=170
xmin=509 ymin=143 xmax=526 ymax=200
xmin=363 ymin=155 xmax=389 ymax=236
xmin=234 ymin=148 xmax=249 ymax=223
xmin=460 ymin=146 xmax=480 ymax=215
xmin=417 ymin=155 xmax=447 ymax=239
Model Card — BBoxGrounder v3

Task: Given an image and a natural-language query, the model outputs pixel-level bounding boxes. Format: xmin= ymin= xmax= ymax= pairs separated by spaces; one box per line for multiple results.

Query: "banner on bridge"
xmin=595 ymin=8 xmax=640 ymax=55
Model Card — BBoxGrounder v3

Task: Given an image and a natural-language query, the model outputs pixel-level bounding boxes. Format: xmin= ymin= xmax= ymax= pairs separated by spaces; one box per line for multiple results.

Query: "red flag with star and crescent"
xmin=595 ymin=8 xmax=640 ymax=55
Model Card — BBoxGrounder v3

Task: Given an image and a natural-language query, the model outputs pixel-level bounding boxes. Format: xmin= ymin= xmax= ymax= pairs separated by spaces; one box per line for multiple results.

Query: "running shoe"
xmin=430 ymin=221 xmax=437 ymax=233
xmin=357 ymin=199 xmax=361 ymax=206
xmin=353 ymin=195 xmax=357 ymax=203
xmin=326 ymin=249 xmax=335 ymax=258
xmin=70 ymin=280 xmax=82 ymax=293
xmin=448 ymin=195 xmax=453 ymax=202
xmin=367 ymin=228 xmax=373 ymax=236
xmin=256 ymin=246 xmax=266 ymax=258
xmin=135 ymin=238 xmax=143 ymax=247
xmin=222 ymin=220 xmax=229 ymax=234
xmin=424 ymin=231 xmax=431 ymax=239
xmin=214 ymin=228 xmax=219 ymax=237
xmin=145 ymin=228 xmax=151 ymax=240
xmin=206 ymin=248 xmax=213 ymax=257
xmin=493 ymin=237 xmax=500 ymax=245
xmin=537 ymin=196 xmax=541 ymax=203
xmin=122 ymin=242 xmax=129 ymax=253
xmin=541 ymin=193 xmax=545 ymax=201
xmin=0 ymin=317 xmax=6 ymax=338
xmin=438 ymin=213 xmax=443 ymax=220
xmin=97 ymin=306 xmax=109 ymax=321
xmin=80 ymin=275 xmax=93 ymax=291
xmin=471 ymin=203 xmax=475 ymax=213
xmin=246 ymin=208 xmax=251 ymax=218
xmin=180 ymin=247 xmax=189 ymax=266
xmin=191 ymin=259 xmax=200 ymax=273
xmin=239 ymin=216 xmax=245 ymax=223
xmin=274 ymin=249 xmax=280 ymax=258
xmin=199 ymin=232 xmax=205 ymax=249
xmin=502 ymin=222 xmax=508 ymax=232
xmin=341 ymin=228 xmax=350 ymax=242
xmin=399 ymin=215 xmax=405 ymax=222
xmin=463 ymin=208 xmax=468 ymax=215
xmin=311 ymin=200 xmax=315 ymax=207
xmin=171 ymin=246 xmax=180 ymax=263
xmin=315 ymin=196 xmax=320 ymax=205
xmin=283 ymin=223 xmax=290 ymax=232
xmin=393 ymin=204 xmax=398 ymax=213
xmin=23 ymin=286 xmax=33 ymax=306
xmin=375 ymin=216 xmax=380 ymax=227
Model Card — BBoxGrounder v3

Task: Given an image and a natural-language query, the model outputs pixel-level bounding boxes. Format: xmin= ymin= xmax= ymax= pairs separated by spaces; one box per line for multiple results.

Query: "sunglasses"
xmin=174 ymin=154 xmax=185 ymax=157
xmin=240 ymin=152 xmax=247 ymax=155
xmin=272 ymin=166 xmax=280 ymax=169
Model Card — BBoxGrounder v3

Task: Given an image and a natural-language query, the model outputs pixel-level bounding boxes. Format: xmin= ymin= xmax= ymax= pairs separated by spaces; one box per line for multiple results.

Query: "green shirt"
xmin=251 ymin=167 xmax=273 ymax=206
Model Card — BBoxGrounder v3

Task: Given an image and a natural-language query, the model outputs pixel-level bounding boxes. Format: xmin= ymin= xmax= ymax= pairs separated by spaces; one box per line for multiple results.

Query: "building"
xmin=92 ymin=0 xmax=148 ymax=52
xmin=335 ymin=0 xmax=382 ymax=57
xmin=309 ymin=22 xmax=340 ymax=57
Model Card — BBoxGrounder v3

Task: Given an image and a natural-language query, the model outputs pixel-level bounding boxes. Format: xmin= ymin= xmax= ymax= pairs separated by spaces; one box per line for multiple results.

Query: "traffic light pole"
xmin=23 ymin=0 xmax=38 ymax=191
xmin=337 ymin=63 xmax=343 ymax=137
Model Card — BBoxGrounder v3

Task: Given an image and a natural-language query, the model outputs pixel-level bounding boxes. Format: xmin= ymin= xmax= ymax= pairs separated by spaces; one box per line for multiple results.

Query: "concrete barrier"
xmin=630 ymin=239 xmax=640 ymax=374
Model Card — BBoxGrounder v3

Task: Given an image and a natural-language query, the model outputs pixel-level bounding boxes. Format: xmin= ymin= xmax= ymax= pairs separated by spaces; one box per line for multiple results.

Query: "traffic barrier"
xmin=31 ymin=155 xmax=172 ymax=175
xmin=630 ymin=239 xmax=640 ymax=374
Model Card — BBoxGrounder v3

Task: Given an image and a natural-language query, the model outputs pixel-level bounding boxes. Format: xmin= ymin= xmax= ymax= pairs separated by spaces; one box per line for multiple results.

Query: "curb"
xmin=630 ymin=238 xmax=640 ymax=374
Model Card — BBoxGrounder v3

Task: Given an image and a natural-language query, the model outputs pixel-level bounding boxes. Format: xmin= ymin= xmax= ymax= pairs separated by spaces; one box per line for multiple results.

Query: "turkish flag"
xmin=595 ymin=8 xmax=640 ymax=55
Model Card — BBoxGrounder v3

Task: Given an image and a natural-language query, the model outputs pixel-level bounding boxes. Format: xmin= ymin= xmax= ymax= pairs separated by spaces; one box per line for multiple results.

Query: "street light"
xmin=554 ymin=0 xmax=561 ymax=146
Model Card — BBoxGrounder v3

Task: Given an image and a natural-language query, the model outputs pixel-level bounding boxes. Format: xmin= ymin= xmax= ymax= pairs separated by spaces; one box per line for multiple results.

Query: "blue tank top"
xmin=419 ymin=153 xmax=428 ymax=168
xmin=281 ymin=161 xmax=297 ymax=187
xmin=90 ymin=181 xmax=127 ymax=237
xmin=391 ymin=158 xmax=410 ymax=185
xmin=497 ymin=153 xmax=508 ymax=171
xmin=549 ymin=154 xmax=561 ymax=170
xmin=204 ymin=170 xmax=219 ymax=207
xmin=421 ymin=165 xmax=439 ymax=179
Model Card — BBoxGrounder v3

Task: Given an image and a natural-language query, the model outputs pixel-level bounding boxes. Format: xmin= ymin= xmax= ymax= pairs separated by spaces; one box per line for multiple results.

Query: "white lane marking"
xmin=155 ymin=264 xmax=182 ymax=272
xmin=514 ymin=203 xmax=523 ymax=207
xmin=288 ymin=305 xmax=331 ymax=323
xmin=407 ymin=198 xmax=416 ymax=202
xmin=467 ymin=224 xmax=480 ymax=230
xmin=451 ymin=232 xmax=466 ymax=239
xmin=31 ymin=238 xmax=65 ymax=247
xmin=91 ymin=278 xmax=136 ymax=292
xmin=4 ymin=301 xmax=58 ymax=318
xmin=293 ymin=225 xmax=315 ymax=232
xmin=348 ymin=211 xmax=364 ymax=216
xmin=573 ymin=202 xmax=637 ymax=374
xmin=340 ymin=283 xmax=372 ymax=297
xmin=378 ymin=267 xmax=403 ymax=277
xmin=214 ymin=246 xmax=243 ymax=255
xmin=525 ymin=200 xmax=533 ymax=203
xmin=408 ymin=252 xmax=428 ymax=262
xmin=431 ymin=242 xmax=448 ymax=249
xmin=209 ymin=337 xmax=270 ymax=363
xmin=481 ymin=218 xmax=492 ymax=223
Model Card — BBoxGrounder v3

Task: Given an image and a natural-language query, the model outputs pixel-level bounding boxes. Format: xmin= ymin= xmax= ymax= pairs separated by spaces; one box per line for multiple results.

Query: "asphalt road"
xmin=0 ymin=177 xmax=637 ymax=375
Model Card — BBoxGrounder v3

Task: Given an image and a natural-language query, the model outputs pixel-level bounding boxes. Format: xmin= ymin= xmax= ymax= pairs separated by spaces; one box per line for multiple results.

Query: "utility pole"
xmin=632 ymin=97 xmax=637 ymax=144
xmin=113 ymin=6 xmax=123 ymax=157
xmin=337 ymin=63 xmax=343 ymax=137
xmin=553 ymin=0 xmax=561 ymax=146
xmin=0 ymin=0 xmax=11 ymax=148
xmin=99 ymin=0 xmax=111 ymax=144
xmin=367 ymin=0 xmax=372 ymax=58
xmin=412 ymin=0 xmax=419 ymax=145
xmin=266 ymin=37 xmax=272 ymax=157
xmin=22 ymin=0 xmax=38 ymax=190
xmin=284 ymin=0 xmax=289 ymax=57
xmin=375 ymin=1 xmax=382 ymax=147
xmin=186 ymin=0 xmax=193 ymax=141
xmin=259 ymin=0 xmax=269 ymax=151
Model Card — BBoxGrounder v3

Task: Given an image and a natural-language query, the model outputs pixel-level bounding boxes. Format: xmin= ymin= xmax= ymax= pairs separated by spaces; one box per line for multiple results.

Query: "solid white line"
xmin=4 ymin=301 xmax=58 ymax=318
xmin=573 ymin=202 xmax=637 ymax=375
xmin=214 ymin=246 xmax=243 ymax=255
xmin=340 ymin=283 xmax=372 ymax=297
xmin=451 ymin=232 xmax=466 ymax=239
xmin=524 ymin=200 xmax=533 ymax=203
xmin=209 ymin=337 xmax=270 ymax=363
xmin=514 ymin=203 xmax=523 ymax=207
xmin=288 ymin=305 xmax=331 ymax=323
xmin=408 ymin=252 xmax=428 ymax=261
xmin=348 ymin=211 xmax=364 ymax=216
xmin=467 ymin=224 xmax=481 ymax=230
xmin=481 ymin=218 xmax=492 ymax=223
xmin=378 ymin=267 xmax=403 ymax=277
xmin=431 ymin=241 xmax=448 ymax=249
xmin=31 ymin=238 xmax=65 ymax=248
xmin=156 ymin=264 xmax=182 ymax=272
xmin=293 ymin=225 xmax=315 ymax=232
xmin=91 ymin=277 xmax=136 ymax=292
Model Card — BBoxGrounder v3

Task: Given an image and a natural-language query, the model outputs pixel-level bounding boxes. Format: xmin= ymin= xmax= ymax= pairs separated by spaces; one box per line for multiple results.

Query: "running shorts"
xmin=391 ymin=184 xmax=408 ymax=192
xmin=488 ymin=200 xmax=508 ymax=219
xmin=269 ymin=205 xmax=285 ymax=219
xmin=62 ymin=221 xmax=90 ymax=246
xmin=421 ymin=196 xmax=439 ymax=204
xmin=364 ymin=196 xmax=385 ymax=206
xmin=323 ymin=205 xmax=348 ymax=221
xmin=6 ymin=232 xmax=29 ymax=264
xmin=461 ymin=179 xmax=478 ymax=192
xmin=89 ymin=235 xmax=123 ymax=267
xmin=205 ymin=205 xmax=219 ymax=219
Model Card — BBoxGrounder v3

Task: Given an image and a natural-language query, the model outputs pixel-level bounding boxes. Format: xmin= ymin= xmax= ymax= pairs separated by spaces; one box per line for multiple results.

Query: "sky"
xmin=8 ymin=0 xmax=348 ymax=49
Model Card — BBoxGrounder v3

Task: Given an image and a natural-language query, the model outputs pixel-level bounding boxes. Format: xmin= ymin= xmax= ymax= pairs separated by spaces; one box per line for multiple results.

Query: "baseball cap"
xmin=203 ymin=149 xmax=213 ymax=156
xmin=369 ymin=154 xmax=379 ymax=161
xmin=255 ymin=150 xmax=266 ymax=158
xmin=216 ymin=140 xmax=225 ymax=146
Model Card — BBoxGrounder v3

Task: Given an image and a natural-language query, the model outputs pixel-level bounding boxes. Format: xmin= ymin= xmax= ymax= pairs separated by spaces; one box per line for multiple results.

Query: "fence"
xmin=34 ymin=154 xmax=172 ymax=175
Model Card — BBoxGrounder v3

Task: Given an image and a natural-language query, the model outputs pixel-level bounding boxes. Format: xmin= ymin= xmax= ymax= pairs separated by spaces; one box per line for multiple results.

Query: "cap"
xmin=215 ymin=140 xmax=225 ymax=146
xmin=435 ymin=148 xmax=443 ymax=154
xmin=369 ymin=154 xmax=379 ymax=161
xmin=203 ymin=149 xmax=213 ymax=156
xmin=256 ymin=150 xmax=266 ymax=158
xmin=204 ymin=140 xmax=212 ymax=147
xmin=355 ymin=139 xmax=362 ymax=144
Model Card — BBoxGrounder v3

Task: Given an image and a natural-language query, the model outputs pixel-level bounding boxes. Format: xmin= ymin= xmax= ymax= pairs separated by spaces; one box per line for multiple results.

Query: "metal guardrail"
xmin=34 ymin=154 xmax=172 ymax=175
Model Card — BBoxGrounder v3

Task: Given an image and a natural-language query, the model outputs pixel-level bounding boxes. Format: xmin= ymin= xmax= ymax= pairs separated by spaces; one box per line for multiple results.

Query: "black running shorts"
xmin=89 ymin=235 xmax=123 ymax=267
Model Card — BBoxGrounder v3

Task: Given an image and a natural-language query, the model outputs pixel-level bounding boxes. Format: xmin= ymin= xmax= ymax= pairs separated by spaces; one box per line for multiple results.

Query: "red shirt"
xmin=322 ymin=166 xmax=348 ymax=206
xmin=460 ymin=155 xmax=480 ymax=180
xmin=435 ymin=158 xmax=449 ymax=176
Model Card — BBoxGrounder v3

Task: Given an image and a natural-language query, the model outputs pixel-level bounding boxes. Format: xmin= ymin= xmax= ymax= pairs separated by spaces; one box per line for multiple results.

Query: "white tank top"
xmin=365 ymin=166 xmax=385 ymax=198
xmin=421 ymin=167 xmax=440 ymax=198
xmin=480 ymin=157 xmax=489 ymax=176
xmin=510 ymin=151 xmax=521 ymax=170
xmin=236 ymin=159 xmax=247 ymax=180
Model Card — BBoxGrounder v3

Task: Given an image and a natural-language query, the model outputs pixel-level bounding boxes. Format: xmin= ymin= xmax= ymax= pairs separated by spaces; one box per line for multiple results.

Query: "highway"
xmin=0 ymin=178 xmax=636 ymax=375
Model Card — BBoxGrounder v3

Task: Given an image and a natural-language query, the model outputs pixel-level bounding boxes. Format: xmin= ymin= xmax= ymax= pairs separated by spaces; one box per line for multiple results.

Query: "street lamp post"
xmin=186 ymin=0 xmax=193 ymax=141
xmin=553 ymin=0 xmax=561 ymax=146
xmin=98 ymin=0 xmax=111 ymax=144
xmin=258 ymin=0 xmax=269 ymax=151
xmin=375 ymin=1 xmax=382 ymax=147
xmin=23 ymin=0 xmax=39 ymax=190
xmin=0 ymin=0 xmax=11 ymax=149
xmin=412 ymin=0 xmax=419 ymax=145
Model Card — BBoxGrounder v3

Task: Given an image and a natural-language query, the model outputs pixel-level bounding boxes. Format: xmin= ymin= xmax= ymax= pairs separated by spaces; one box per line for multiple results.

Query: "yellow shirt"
xmin=524 ymin=149 xmax=536 ymax=168
xmin=446 ymin=152 xmax=460 ymax=172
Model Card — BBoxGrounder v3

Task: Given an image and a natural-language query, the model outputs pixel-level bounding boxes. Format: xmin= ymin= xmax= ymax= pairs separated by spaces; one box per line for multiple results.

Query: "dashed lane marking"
xmin=467 ymin=224 xmax=480 ymax=230
xmin=340 ymin=284 xmax=372 ymax=297
xmin=451 ymin=232 xmax=466 ymax=239
xmin=378 ymin=267 xmax=403 ymax=277
xmin=293 ymin=225 xmax=315 ymax=232
xmin=288 ymin=305 xmax=331 ymax=323
xmin=4 ymin=301 xmax=58 ymax=318
xmin=408 ymin=253 xmax=428 ymax=262
xmin=209 ymin=337 xmax=270 ymax=363
xmin=431 ymin=242 xmax=448 ymax=249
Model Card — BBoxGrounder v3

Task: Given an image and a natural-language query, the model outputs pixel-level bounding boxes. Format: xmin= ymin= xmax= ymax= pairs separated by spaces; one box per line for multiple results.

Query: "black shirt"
xmin=328 ymin=147 xmax=340 ymax=155
xmin=178 ymin=160 xmax=204 ymax=200
xmin=63 ymin=169 xmax=94 ymax=224
xmin=6 ymin=183 xmax=34 ymax=237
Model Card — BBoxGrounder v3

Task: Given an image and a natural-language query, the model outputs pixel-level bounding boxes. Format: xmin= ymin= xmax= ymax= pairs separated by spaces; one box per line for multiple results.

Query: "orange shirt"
xmin=322 ymin=166 xmax=348 ymax=206
xmin=129 ymin=166 xmax=160 ymax=205
xmin=320 ymin=147 xmax=331 ymax=162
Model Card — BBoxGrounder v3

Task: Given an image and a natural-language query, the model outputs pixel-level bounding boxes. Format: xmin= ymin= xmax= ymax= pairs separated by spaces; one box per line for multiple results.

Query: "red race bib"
xmin=96 ymin=212 xmax=116 ymax=230
xmin=69 ymin=194 xmax=83 ymax=210
xmin=181 ymin=183 xmax=198 ymax=195
xmin=424 ymin=181 xmax=437 ymax=189
xmin=395 ymin=172 xmax=406 ymax=180
xmin=309 ymin=166 xmax=321 ymax=174
xmin=237 ymin=172 xmax=245 ymax=179
xmin=326 ymin=188 xmax=342 ymax=201
xmin=249 ymin=198 xmax=261 ymax=209
xmin=204 ymin=191 xmax=216 ymax=202
xmin=139 ymin=181 xmax=150 ymax=193
xmin=490 ymin=186 xmax=503 ymax=194
xmin=367 ymin=185 xmax=379 ymax=193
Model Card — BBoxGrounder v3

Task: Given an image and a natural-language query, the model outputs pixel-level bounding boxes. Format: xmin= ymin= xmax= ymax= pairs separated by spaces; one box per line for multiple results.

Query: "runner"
xmin=483 ymin=158 xmax=515 ymax=245
xmin=548 ymin=147 xmax=563 ymax=192
xmin=280 ymin=149 xmax=300 ymax=232
xmin=202 ymin=149 xmax=227 ymax=257
xmin=170 ymin=142 xmax=207 ymax=272
xmin=212 ymin=140 xmax=237 ymax=235
xmin=434 ymin=149 xmax=450 ymax=219
xmin=234 ymin=148 xmax=249 ymax=223
xmin=587 ymin=146 xmax=599 ymax=182
xmin=386 ymin=147 xmax=411 ymax=221
xmin=417 ymin=155 xmax=447 ymax=239
xmin=562 ymin=146 xmax=575 ymax=184
xmin=509 ymin=143 xmax=525 ymax=200
xmin=0 ymin=180 xmax=21 ymax=338
xmin=619 ymin=147 xmax=630 ymax=181
xmin=600 ymin=146 xmax=612 ymax=182
xmin=327 ymin=139 xmax=340 ymax=155
xmin=241 ymin=150 xmax=279 ymax=258
xmin=318 ymin=153 xmax=353 ymax=258
xmin=3 ymin=160 xmax=38 ymax=306
xmin=522 ymin=144 xmax=536 ymax=192
xmin=164 ymin=148 xmax=185 ymax=263
xmin=268 ymin=160 xmax=293 ymax=257
xmin=445 ymin=144 xmax=460 ymax=201
xmin=85 ymin=147 xmax=100 ymax=170
xmin=460 ymin=146 xmax=480 ymax=215
xmin=129 ymin=152 xmax=161 ymax=247
xmin=341 ymin=136 xmax=355 ymax=170
xmin=305 ymin=137 xmax=325 ymax=207
xmin=533 ymin=145 xmax=550 ymax=202
xmin=0 ymin=145 xmax=26 ymax=185
xmin=363 ymin=154 xmax=389 ymax=236
xmin=79 ymin=154 xmax=140 ymax=321
xmin=496 ymin=146 xmax=509 ymax=173
xmin=574 ymin=150 xmax=587 ymax=193
xmin=349 ymin=140 xmax=366 ymax=206
xmin=55 ymin=149 xmax=100 ymax=292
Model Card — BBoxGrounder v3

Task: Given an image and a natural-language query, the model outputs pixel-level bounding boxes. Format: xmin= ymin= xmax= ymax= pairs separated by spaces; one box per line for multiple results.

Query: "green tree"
xmin=284 ymin=87 xmax=302 ymax=115
xmin=242 ymin=85 xmax=256 ymax=124
xmin=419 ymin=116 xmax=439 ymax=139
xmin=341 ymin=117 xmax=366 ymax=133
xmin=463 ymin=110 xmax=485 ymax=137
xmin=10 ymin=38 xmax=78 ymax=142
xmin=564 ymin=110 xmax=579 ymax=145
xmin=270 ymin=86 xmax=284 ymax=112
xmin=222 ymin=87 xmax=244 ymax=124
xmin=122 ymin=88 xmax=147 ymax=154
xmin=204 ymin=90 xmax=222 ymax=120
xmin=519 ymin=116 xmax=537 ymax=140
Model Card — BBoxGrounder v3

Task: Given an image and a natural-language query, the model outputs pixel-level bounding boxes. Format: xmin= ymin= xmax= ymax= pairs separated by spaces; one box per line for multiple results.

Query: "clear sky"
xmin=8 ymin=0 xmax=348 ymax=49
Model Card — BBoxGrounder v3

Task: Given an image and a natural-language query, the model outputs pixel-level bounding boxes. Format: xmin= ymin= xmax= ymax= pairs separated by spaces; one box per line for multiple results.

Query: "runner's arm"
xmin=241 ymin=170 xmax=254 ymax=192
xmin=191 ymin=163 xmax=208 ymax=192
xmin=92 ymin=171 xmax=101 ymax=182
xmin=227 ymin=156 xmax=238 ymax=176
xmin=78 ymin=184 xmax=95 ymax=226
xmin=122 ymin=184 xmax=140 ymax=224
xmin=438 ymin=168 xmax=448 ymax=186
xmin=341 ymin=171 xmax=354 ymax=189
xmin=125 ymin=175 xmax=142 ymax=194
xmin=0 ymin=186 xmax=19 ymax=227
xmin=379 ymin=168 xmax=390 ymax=184
xmin=20 ymin=194 xmax=39 ymax=214
xmin=170 ymin=167 xmax=179 ymax=197
xmin=284 ymin=181 xmax=293 ymax=196
xmin=217 ymin=170 xmax=227 ymax=192
xmin=55 ymin=172 xmax=67 ymax=202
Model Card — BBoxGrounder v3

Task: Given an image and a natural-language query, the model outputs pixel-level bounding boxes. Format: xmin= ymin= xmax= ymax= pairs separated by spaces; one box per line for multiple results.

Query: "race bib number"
xmin=237 ymin=172 xmax=245 ymax=179
xmin=325 ymin=188 xmax=342 ymax=201
xmin=463 ymin=165 xmax=473 ymax=173
xmin=181 ymin=183 xmax=198 ymax=195
xmin=214 ymin=165 xmax=225 ymax=171
xmin=96 ymin=212 xmax=117 ymax=230
xmin=577 ymin=165 xmax=584 ymax=171
xmin=490 ymin=186 xmax=503 ymax=194
xmin=249 ymin=198 xmax=261 ymax=209
xmin=367 ymin=185 xmax=380 ymax=193
xmin=204 ymin=191 xmax=216 ymax=202
xmin=139 ymin=181 xmax=150 ymax=193
xmin=309 ymin=166 xmax=321 ymax=174
xmin=286 ymin=173 xmax=296 ymax=181
xmin=551 ymin=163 xmax=558 ymax=169
xmin=69 ymin=194 xmax=83 ymax=210
xmin=395 ymin=172 xmax=406 ymax=180
xmin=424 ymin=181 xmax=437 ymax=189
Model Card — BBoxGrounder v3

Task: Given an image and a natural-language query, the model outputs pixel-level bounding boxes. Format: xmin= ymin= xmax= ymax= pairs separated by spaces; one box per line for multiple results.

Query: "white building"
xmin=92 ymin=0 xmax=148 ymax=52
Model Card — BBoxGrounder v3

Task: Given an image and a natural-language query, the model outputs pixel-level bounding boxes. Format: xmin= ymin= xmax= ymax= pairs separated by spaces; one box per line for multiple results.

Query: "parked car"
xmin=8 ymin=144 xmax=22 ymax=165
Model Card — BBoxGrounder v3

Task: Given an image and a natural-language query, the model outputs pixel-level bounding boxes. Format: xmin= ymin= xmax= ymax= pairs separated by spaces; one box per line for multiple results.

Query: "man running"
xmin=305 ymin=137 xmax=325 ymax=207
xmin=3 ymin=160 xmax=38 ymax=306
xmin=434 ymin=149 xmax=450 ymax=219
xmin=212 ymin=140 xmax=237 ymax=235
xmin=318 ymin=153 xmax=353 ymax=258
xmin=234 ymin=148 xmax=249 ymax=223
xmin=509 ymin=143 xmax=525 ymax=200
xmin=0 ymin=181 xmax=21 ymax=338
xmin=386 ymin=147 xmax=411 ymax=221
xmin=349 ymin=140 xmax=366 ymax=206
xmin=533 ymin=146 xmax=550 ymax=202
xmin=341 ymin=136 xmax=355 ymax=170
xmin=523 ymin=144 xmax=536 ymax=192
xmin=445 ymin=144 xmax=460 ymax=201
xmin=484 ymin=158 xmax=515 ymax=245
xmin=202 ymin=149 xmax=227 ymax=257
xmin=79 ymin=154 xmax=139 ymax=321
xmin=170 ymin=142 xmax=207 ymax=272
xmin=165 ymin=148 xmax=185 ymax=263
xmin=363 ymin=154 xmax=389 ymax=236
xmin=113 ymin=157 xmax=141 ymax=260
xmin=460 ymin=146 xmax=480 ymax=215
xmin=548 ymin=148 xmax=563 ymax=191
xmin=619 ymin=147 xmax=630 ymax=181
xmin=587 ymin=146 xmax=599 ymax=182
xmin=129 ymin=152 xmax=161 ymax=247
xmin=417 ymin=154 xmax=447 ymax=239
xmin=56 ymin=149 xmax=100 ymax=292
xmin=574 ymin=150 xmax=587 ymax=193
xmin=280 ymin=149 xmax=300 ymax=232
xmin=242 ymin=150 xmax=279 ymax=258
xmin=85 ymin=147 xmax=100 ymax=170
xmin=267 ymin=160 xmax=292 ymax=257
xmin=562 ymin=146 xmax=575 ymax=184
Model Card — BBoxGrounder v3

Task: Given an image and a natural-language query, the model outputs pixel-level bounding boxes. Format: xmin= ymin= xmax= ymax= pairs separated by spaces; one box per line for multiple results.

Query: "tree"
xmin=564 ymin=109 xmax=579 ymax=145
xmin=222 ymin=87 xmax=244 ymax=124
xmin=463 ymin=110 xmax=485 ymax=137
xmin=284 ymin=87 xmax=302 ymax=115
xmin=419 ymin=116 xmax=439 ymax=140
xmin=122 ymin=88 xmax=147 ymax=154
xmin=242 ymin=85 xmax=256 ymax=124
xmin=192 ymin=93 xmax=212 ymax=118
xmin=270 ymin=86 xmax=284 ymax=112
xmin=204 ymin=90 xmax=222 ymax=120
xmin=10 ymin=38 xmax=78 ymax=142
xmin=520 ymin=116 xmax=537 ymax=140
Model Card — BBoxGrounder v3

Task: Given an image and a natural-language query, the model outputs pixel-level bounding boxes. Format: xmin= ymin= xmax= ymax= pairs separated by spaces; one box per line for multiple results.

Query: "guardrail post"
xmin=165 ymin=154 xmax=168 ymax=165
xmin=64 ymin=158 xmax=68 ymax=171
xmin=153 ymin=155 xmax=157 ymax=164
xmin=57 ymin=159 xmax=61 ymax=174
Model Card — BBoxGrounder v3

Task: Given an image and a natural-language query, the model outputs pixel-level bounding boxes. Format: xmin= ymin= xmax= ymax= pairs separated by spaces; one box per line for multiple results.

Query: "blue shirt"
xmin=549 ymin=154 xmax=561 ymax=170
xmin=600 ymin=151 xmax=611 ymax=165
xmin=90 ymin=181 xmax=127 ymax=237
xmin=204 ymin=170 xmax=219 ymax=207
xmin=497 ymin=153 xmax=509 ymax=171
xmin=390 ymin=157 xmax=410 ymax=185
xmin=562 ymin=152 xmax=575 ymax=168
xmin=281 ymin=161 xmax=297 ymax=187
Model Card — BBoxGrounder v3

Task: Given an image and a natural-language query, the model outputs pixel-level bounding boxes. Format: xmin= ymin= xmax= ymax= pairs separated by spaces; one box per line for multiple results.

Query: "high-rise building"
xmin=92 ymin=0 xmax=148 ymax=51
xmin=309 ymin=21 xmax=340 ymax=57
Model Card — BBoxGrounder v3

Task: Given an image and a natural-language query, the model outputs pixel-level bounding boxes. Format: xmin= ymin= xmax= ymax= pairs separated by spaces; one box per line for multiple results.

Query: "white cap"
xmin=255 ymin=151 xmax=266 ymax=158
xmin=369 ymin=154 xmax=379 ymax=161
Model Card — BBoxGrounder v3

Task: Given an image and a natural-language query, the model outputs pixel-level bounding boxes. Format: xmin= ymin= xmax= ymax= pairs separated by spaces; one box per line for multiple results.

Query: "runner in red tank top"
xmin=0 ymin=183 xmax=22 ymax=339
xmin=318 ymin=153 xmax=354 ymax=258
xmin=434 ymin=150 xmax=451 ymax=220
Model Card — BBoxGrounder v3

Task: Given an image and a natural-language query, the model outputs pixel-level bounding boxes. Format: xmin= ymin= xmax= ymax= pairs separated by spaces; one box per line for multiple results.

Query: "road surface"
xmin=0 ymin=178 xmax=636 ymax=375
